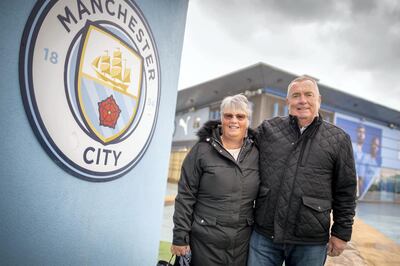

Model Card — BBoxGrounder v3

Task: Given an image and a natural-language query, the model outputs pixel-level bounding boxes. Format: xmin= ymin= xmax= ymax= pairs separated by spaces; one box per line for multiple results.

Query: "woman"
xmin=171 ymin=94 xmax=259 ymax=265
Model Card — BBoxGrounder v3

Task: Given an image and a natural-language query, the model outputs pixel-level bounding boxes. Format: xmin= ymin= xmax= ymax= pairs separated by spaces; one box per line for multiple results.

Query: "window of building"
xmin=193 ymin=117 xmax=201 ymax=129
xmin=284 ymin=106 xmax=288 ymax=116
xmin=209 ymin=106 xmax=221 ymax=120
xmin=320 ymin=109 xmax=334 ymax=123
xmin=265 ymin=95 xmax=287 ymax=118
xmin=273 ymin=102 xmax=279 ymax=117
xmin=363 ymin=167 xmax=400 ymax=203
xmin=168 ymin=149 xmax=189 ymax=183
xmin=398 ymin=141 xmax=400 ymax=160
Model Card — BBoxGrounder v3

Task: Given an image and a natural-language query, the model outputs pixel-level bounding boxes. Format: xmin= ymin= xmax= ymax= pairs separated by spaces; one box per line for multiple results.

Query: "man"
xmin=353 ymin=125 xmax=367 ymax=198
xmin=249 ymin=76 xmax=357 ymax=266
xmin=354 ymin=125 xmax=366 ymax=156
xmin=359 ymin=136 xmax=381 ymax=199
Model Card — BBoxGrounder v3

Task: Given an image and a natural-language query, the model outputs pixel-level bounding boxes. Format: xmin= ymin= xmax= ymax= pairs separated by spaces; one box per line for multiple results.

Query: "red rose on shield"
xmin=98 ymin=95 xmax=121 ymax=129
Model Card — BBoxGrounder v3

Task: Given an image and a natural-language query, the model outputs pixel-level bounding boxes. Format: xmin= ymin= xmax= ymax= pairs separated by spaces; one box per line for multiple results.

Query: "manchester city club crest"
xmin=19 ymin=0 xmax=160 ymax=181
xmin=76 ymin=22 xmax=143 ymax=144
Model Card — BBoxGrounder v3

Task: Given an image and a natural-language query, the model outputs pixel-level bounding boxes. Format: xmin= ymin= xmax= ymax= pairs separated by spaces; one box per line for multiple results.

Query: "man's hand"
xmin=327 ymin=236 xmax=347 ymax=257
xmin=171 ymin=244 xmax=190 ymax=256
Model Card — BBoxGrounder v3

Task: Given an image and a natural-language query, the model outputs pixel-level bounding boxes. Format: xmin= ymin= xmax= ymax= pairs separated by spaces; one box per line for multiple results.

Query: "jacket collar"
xmin=289 ymin=114 xmax=322 ymax=127
xmin=289 ymin=114 xmax=323 ymax=137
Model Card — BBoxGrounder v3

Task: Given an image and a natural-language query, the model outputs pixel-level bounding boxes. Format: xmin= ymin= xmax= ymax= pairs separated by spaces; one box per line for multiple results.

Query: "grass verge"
xmin=158 ymin=241 xmax=175 ymax=264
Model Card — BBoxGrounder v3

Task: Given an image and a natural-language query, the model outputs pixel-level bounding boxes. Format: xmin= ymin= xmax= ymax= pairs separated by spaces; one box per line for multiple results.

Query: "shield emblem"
xmin=76 ymin=23 xmax=143 ymax=144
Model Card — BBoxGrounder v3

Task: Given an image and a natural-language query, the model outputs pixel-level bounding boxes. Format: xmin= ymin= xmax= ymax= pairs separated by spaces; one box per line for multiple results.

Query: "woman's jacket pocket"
xmin=191 ymin=214 xmax=229 ymax=248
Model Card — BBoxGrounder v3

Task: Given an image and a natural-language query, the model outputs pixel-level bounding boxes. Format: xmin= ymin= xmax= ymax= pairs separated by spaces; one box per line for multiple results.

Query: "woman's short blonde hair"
xmin=220 ymin=94 xmax=252 ymax=120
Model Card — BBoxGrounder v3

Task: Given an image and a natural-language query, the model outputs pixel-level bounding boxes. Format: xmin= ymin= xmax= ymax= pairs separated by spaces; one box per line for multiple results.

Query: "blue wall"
xmin=0 ymin=0 xmax=188 ymax=265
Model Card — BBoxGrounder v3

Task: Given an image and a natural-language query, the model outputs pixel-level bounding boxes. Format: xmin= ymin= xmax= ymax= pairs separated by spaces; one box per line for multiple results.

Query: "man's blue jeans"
xmin=248 ymin=230 xmax=327 ymax=266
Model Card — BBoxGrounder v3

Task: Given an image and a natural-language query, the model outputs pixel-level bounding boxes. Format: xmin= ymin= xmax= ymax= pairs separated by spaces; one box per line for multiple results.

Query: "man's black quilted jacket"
xmin=254 ymin=115 xmax=357 ymax=244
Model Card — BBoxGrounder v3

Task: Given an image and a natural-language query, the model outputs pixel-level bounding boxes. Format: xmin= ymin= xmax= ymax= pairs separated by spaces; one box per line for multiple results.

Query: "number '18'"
xmin=43 ymin=48 xmax=58 ymax=64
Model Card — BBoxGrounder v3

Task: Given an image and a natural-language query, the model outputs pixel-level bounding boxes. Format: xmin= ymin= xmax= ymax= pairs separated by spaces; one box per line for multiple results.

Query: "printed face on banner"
xmin=19 ymin=0 xmax=160 ymax=181
xmin=336 ymin=118 xmax=382 ymax=199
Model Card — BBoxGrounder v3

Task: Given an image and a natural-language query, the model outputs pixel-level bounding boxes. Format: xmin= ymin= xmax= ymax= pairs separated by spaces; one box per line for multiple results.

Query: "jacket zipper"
xmin=271 ymin=143 xmax=297 ymax=238
xmin=281 ymin=123 xmax=318 ymax=241
xmin=213 ymin=138 xmax=249 ymax=168
xmin=282 ymin=141 xmax=304 ymax=241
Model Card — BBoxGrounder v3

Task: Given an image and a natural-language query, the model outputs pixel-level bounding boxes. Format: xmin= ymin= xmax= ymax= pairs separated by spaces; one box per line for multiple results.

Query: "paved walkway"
xmin=356 ymin=202 xmax=400 ymax=244
xmin=162 ymin=182 xmax=400 ymax=265
xmin=325 ymin=218 xmax=400 ymax=266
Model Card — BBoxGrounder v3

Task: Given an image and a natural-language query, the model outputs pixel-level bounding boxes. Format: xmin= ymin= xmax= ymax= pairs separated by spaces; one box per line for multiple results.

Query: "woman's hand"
xmin=171 ymin=244 xmax=191 ymax=256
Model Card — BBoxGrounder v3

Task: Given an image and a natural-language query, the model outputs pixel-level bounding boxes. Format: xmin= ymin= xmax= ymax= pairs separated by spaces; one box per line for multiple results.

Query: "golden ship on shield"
xmin=91 ymin=48 xmax=131 ymax=92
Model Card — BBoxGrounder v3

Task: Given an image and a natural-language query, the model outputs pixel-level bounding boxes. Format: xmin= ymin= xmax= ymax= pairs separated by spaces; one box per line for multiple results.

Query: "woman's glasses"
xmin=223 ymin=113 xmax=247 ymax=121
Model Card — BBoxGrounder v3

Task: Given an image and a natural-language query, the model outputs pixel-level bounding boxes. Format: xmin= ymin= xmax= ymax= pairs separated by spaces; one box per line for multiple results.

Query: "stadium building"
xmin=169 ymin=63 xmax=400 ymax=203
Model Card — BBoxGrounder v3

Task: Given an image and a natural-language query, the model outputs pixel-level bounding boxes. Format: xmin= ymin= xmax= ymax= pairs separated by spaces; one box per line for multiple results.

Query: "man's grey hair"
xmin=287 ymin=76 xmax=320 ymax=97
xmin=220 ymin=94 xmax=252 ymax=119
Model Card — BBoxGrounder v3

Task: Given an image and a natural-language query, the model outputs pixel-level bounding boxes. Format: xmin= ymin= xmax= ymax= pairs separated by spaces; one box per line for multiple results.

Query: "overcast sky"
xmin=177 ymin=0 xmax=400 ymax=112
